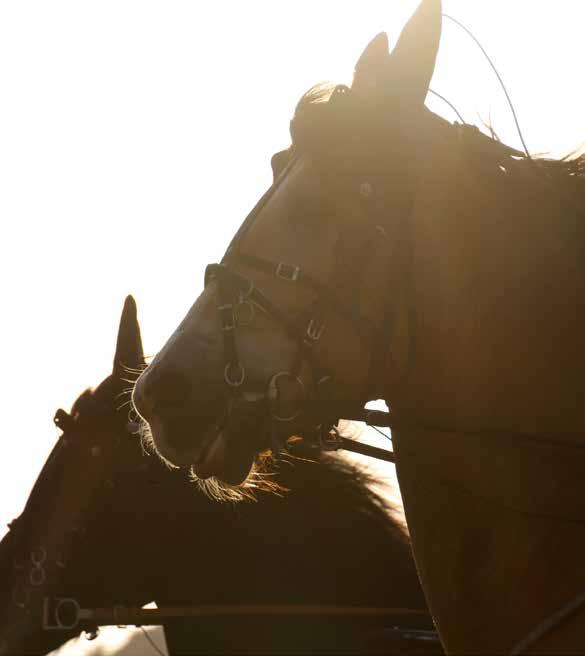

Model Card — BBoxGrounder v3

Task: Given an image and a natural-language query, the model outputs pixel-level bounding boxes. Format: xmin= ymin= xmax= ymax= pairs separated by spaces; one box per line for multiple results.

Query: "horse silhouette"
xmin=131 ymin=0 xmax=585 ymax=651
xmin=0 ymin=296 xmax=438 ymax=655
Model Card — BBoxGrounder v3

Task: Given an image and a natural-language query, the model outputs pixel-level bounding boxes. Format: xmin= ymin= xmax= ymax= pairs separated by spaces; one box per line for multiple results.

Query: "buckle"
xmin=218 ymin=304 xmax=235 ymax=331
xmin=275 ymin=262 xmax=300 ymax=281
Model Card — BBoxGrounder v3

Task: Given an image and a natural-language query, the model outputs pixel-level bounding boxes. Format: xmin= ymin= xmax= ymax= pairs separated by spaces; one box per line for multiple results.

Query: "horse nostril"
xmin=134 ymin=368 xmax=193 ymax=419
xmin=150 ymin=370 xmax=193 ymax=410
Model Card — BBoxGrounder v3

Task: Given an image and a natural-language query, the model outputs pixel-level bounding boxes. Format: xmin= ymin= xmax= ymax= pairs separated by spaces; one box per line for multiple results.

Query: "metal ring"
xmin=268 ymin=371 xmax=306 ymax=422
xmin=224 ymin=362 xmax=245 ymax=388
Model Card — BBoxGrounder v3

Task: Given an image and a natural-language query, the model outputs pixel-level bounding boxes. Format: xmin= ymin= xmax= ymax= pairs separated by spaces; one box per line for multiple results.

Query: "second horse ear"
xmin=113 ymin=295 xmax=145 ymax=378
xmin=353 ymin=0 xmax=442 ymax=107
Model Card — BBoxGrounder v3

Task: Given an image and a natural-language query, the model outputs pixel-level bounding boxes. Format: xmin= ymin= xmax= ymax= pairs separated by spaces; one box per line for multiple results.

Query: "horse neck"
xmin=390 ymin=116 xmax=585 ymax=442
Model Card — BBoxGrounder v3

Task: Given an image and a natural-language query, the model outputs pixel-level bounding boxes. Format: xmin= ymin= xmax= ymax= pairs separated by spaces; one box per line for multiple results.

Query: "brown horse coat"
xmin=391 ymin=113 xmax=585 ymax=654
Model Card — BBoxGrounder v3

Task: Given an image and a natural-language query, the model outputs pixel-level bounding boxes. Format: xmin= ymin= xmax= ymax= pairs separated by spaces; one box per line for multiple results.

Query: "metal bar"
xmin=82 ymin=604 xmax=430 ymax=626
xmin=334 ymin=436 xmax=396 ymax=463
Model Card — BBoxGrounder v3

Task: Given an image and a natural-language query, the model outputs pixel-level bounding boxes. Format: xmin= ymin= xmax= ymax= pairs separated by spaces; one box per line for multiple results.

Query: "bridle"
xmin=204 ymin=247 xmax=392 ymax=456
xmin=204 ymin=84 xmax=409 ymax=460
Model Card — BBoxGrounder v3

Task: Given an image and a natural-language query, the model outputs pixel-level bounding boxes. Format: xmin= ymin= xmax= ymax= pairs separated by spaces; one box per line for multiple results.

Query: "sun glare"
xmin=1 ymin=1 xmax=583 ymax=654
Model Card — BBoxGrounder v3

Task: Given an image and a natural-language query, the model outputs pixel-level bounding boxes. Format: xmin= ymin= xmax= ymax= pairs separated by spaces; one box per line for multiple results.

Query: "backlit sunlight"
xmin=1 ymin=2 xmax=582 ymax=654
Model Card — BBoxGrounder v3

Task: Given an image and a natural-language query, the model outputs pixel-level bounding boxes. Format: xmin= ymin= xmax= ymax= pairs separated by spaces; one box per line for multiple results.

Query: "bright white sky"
xmin=0 ymin=1 xmax=583 ymax=654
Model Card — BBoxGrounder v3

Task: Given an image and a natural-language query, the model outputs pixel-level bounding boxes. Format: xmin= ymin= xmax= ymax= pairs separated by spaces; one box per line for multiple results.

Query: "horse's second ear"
xmin=352 ymin=32 xmax=390 ymax=97
xmin=113 ymin=295 xmax=145 ymax=377
xmin=353 ymin=0 xmax=442 ymax=106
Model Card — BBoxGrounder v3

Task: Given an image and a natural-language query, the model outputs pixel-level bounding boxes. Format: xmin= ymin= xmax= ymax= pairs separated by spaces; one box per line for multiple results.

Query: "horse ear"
xmin=352 ymin=0 xmax=442 ymax=106
xmin=386 ymin=0 xmax=442 ymax=105
xmin=113 ymin=295 xmax=145 ymax=377
xmin=352 ymin=32 xmax=390 ymax=94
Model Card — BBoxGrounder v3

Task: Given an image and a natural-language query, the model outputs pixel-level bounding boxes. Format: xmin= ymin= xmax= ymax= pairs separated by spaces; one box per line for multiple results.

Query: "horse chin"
xmin=141 ymin=404 xmax=265 ymax=488
xmin=191 ymin=430 xmax=255 ymax=486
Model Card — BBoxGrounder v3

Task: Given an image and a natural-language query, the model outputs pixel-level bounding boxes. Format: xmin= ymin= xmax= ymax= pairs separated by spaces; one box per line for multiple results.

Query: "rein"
xmin=40 ymin=598 xmax=439 ymax=654
xmin=42 ymin=599 xmax=432 ymax=629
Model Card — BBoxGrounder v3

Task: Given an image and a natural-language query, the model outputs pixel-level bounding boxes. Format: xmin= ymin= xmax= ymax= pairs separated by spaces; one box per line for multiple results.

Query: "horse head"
xmin=0 ymin=295 xmax=146 ymax=654
xmin=132 ymin=0 xmax=442 ymax=489
xmin=0 ymin=297 xmax=437 ymax=655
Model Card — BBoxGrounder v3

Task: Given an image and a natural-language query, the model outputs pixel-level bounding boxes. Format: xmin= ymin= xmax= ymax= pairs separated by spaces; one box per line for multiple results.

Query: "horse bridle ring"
xmin=267 ymin=371 xmax=306 ymax=422
xmin=224 ymin=362 xmax=246 ymax=388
